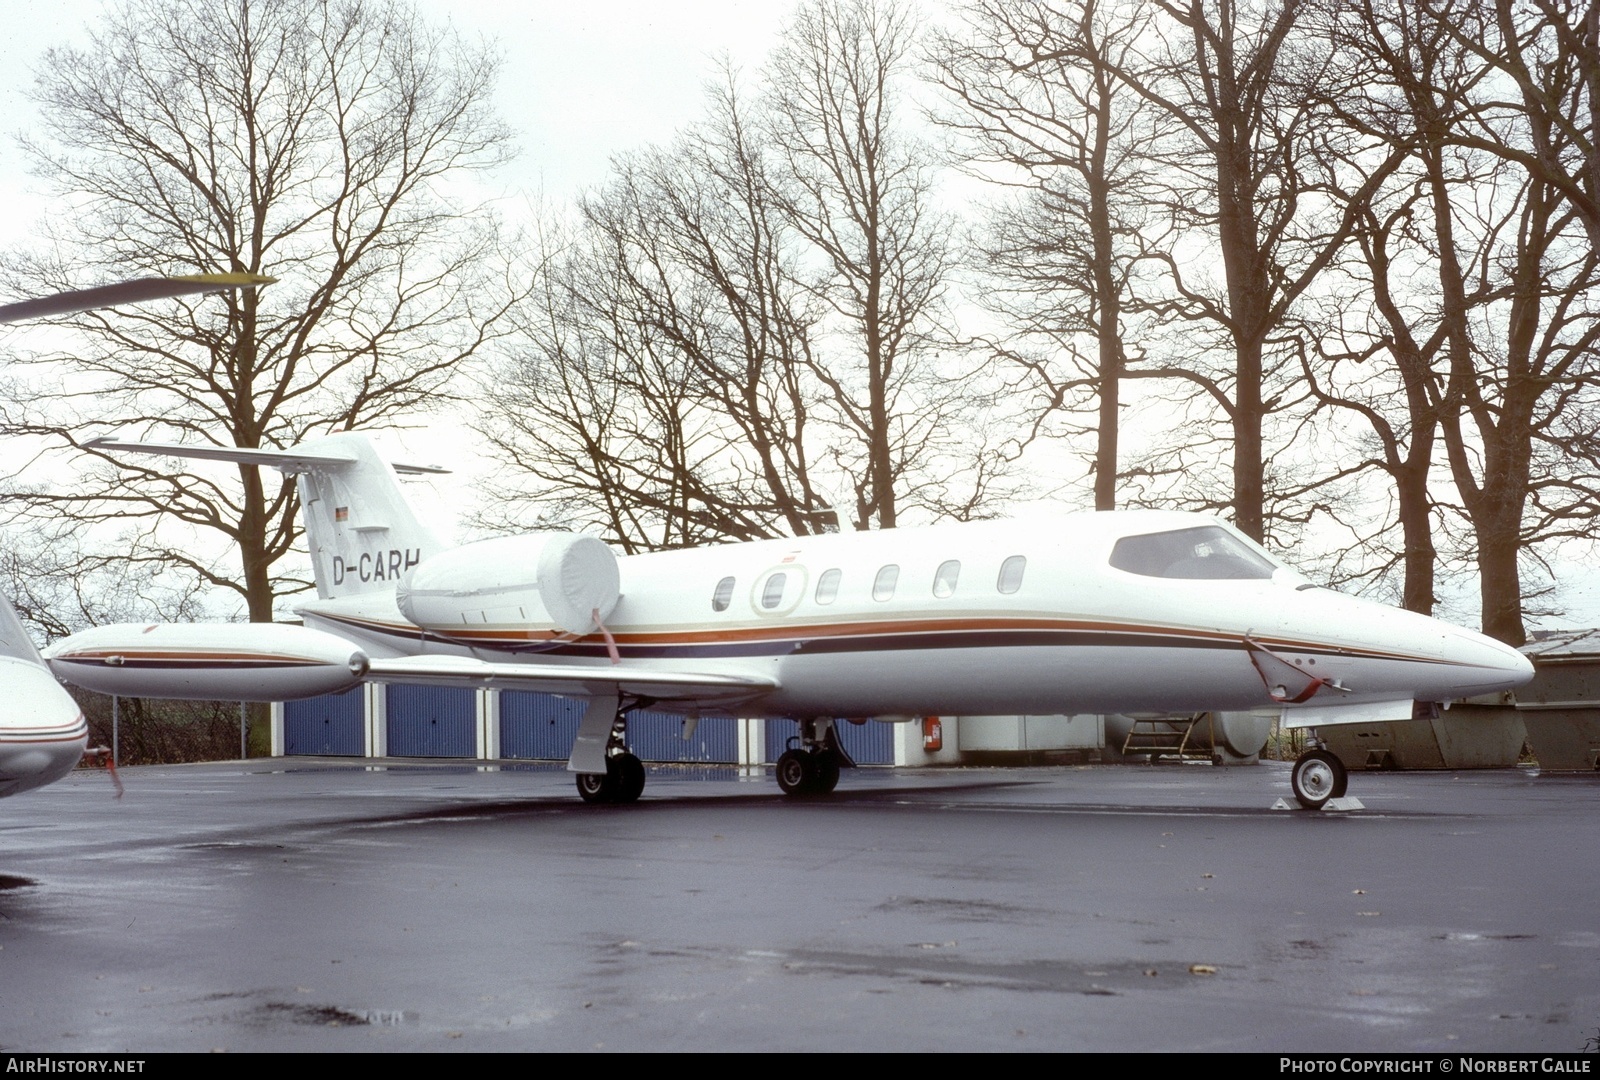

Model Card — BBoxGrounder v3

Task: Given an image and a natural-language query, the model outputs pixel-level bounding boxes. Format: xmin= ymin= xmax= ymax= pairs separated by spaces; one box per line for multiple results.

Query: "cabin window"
xmin=761 ymin=572 xmax=788 ymax=610
xmin=933 ymin=559 xmax=960 ymax=598
xmin=815 ymin=568 xmax=841 ymax=605
xmin=711 ymin=576 xmax=736 ymax=611
xmin=873 ymin=564 xmax=899 ymax=601
xmin=997 ymin=555 xmax=1026 ymax=594
xmin=1109 ymin=526 xmax=1276 ymax=580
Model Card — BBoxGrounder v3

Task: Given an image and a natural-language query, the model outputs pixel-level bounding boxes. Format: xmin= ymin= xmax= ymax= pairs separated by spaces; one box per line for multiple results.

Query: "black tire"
xmin=614 ymin=752 xmax=646 ymax=804
xmin=1330 ymin=755 xmax=1349 ymax=798
xmin=576 ymin=771 xmax=613 ymax=804
xmin=1291 ymin=749 xmax=1347 ymax=810
xmin=813 ymin=749 xmax=841 ymax=794
xmin=776 ymin=748 xmax=816 ymax=796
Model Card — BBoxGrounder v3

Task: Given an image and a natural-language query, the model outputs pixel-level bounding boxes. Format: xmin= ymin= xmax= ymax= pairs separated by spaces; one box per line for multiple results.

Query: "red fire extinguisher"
xmin=922 ymin=716 xmax=943 ymax=752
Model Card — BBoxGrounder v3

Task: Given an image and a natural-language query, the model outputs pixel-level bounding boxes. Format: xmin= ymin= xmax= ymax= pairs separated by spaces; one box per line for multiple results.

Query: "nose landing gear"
xmin=1290 ymin=748 xmax=1349 ymax=810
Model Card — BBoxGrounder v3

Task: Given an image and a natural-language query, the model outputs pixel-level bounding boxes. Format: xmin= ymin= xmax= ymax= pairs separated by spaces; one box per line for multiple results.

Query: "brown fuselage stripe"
xmin=311 ymin=611 xmax=1452 ymax=667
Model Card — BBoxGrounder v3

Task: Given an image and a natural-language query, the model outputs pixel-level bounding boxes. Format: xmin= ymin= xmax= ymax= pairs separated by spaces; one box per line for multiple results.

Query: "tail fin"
xmin=291 ymin=434 xmax=445 ymax=598
xmin=84 ymin=432 xmax=446 ymax=599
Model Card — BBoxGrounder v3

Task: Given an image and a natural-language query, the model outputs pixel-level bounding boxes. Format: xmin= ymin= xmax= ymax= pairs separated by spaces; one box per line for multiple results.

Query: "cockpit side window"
xmin=711 ymin=576 xmax=736 ymax=611
xmin=1109 ymin=526 xmax=1277 ymax=580
xmin=0 ymin=596 xmax=43 ymax=663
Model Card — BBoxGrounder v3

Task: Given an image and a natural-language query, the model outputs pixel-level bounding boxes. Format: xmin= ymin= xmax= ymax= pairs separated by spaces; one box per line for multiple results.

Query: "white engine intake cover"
xmin=396 ymin=532 xmax=621 ymax=637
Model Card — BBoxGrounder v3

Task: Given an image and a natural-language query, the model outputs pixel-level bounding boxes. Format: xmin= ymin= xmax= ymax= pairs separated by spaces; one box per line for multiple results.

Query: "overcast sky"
xmin=0 ymin=0 xmax=795 ymax=242
xmin=0 ymin=0 xmax=823 ymax=609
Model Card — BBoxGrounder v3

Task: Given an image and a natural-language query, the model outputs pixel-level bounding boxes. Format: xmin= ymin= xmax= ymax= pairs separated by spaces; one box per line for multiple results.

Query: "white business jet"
xmin=0 ymin=272 xmax=271 ymax=798
xmin=43 ymin=432 xmax=1533 ymax=809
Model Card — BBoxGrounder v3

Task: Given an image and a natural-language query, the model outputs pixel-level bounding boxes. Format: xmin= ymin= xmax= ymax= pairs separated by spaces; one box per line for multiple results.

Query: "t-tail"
xmin=84 ymin=432 xmax=446 ymax=599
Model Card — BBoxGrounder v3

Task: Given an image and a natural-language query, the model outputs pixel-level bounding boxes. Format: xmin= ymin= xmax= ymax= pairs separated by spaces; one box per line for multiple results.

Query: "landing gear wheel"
xmin=776 ymin=749 xmax=817 ymax=796
xmin=812 ymin=749 xmax=841 ymax=794
xmin=576 ymin=752 xmax=647 ymax=804
xmin=1291 ymin=749 xmax=1348 ymax=810
xmin=613 ymin=752 xmax=646 ymax=804
xmin=576 ymin=770 xmax=615 ymax=804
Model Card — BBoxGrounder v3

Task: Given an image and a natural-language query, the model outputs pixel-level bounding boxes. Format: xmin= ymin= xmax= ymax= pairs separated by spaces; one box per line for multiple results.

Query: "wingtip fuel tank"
xmin=46 ymin=623 xmax=369 ymax=702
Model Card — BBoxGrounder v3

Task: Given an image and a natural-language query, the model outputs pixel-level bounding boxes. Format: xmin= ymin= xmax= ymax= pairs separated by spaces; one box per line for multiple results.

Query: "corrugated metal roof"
xmin=1522 ymin=628 xmax=1600 ymax=658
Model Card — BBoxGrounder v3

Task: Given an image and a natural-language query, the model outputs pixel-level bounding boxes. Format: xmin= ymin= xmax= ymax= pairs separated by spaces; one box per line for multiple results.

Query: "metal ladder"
xmin=1120 ymin=713 xmax=1215 ymax=761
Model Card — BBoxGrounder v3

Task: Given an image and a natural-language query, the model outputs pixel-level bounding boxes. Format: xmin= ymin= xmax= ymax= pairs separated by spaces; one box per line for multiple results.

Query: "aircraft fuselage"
xmin=295 ymin=511 xmax=1529 ymax=720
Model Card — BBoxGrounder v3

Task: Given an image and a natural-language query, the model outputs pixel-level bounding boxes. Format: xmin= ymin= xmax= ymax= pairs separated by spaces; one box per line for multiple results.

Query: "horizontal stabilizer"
xmin=0 ymin=273 xmax=275 ymax=323
xmin=83 ymin=437 xmax=448 ymax=475
xmin=84 ymin=432 xmax=445 ymax=599
xmin=364 ymin=655 xmax=778 ymax=702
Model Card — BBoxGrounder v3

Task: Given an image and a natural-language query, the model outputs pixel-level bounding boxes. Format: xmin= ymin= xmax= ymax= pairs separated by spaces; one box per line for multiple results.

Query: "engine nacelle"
xmin=45 ymin=623 xmax=368 ymax=702
xmin=396 ymin=532 xmax=621 ymax=638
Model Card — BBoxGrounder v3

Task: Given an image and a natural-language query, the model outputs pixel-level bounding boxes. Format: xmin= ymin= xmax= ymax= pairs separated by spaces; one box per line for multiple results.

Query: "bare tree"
xmin=765 ymin=0 xmax=985 ymax=531
xmin=1 ymin=0 xmax=515 ymax=622
xmin=1416 ymin=0 xmax=1600 ymax=249
xmin=931 ymin=0 xmax=1164 ymax=511
xmin=479 ymin=80 xmax=835 ymax=552
xmin=1303 ymin=0 xmax=1600 ymax=643
xmin=1087 ymin=0 xmax=1401 ymax=543
xmin=484 ymin=0 xmax=1015 ymax=546
xmin=1413 ymin=0 xmax=1600 ymax=644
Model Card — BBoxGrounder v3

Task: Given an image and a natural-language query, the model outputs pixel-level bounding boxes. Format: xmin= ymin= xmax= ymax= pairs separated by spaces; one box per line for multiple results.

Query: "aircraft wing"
xmin=0 ymin=273 xmax=275 ymax=323
xmin=363 ymin=655 xmax=778 ymax=702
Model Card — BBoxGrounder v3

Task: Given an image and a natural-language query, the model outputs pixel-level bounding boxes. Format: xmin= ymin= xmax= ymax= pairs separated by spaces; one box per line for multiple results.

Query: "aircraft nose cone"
xmin=0 ymin=740 xmax=84 ymax=797
xmin=1501 ymin=641 xmax=1534 ymax=684
xmin=1443 ymin=626 xmax=1534 ymax=694
xmin=3 ymin=749 xmax=56 ymax=777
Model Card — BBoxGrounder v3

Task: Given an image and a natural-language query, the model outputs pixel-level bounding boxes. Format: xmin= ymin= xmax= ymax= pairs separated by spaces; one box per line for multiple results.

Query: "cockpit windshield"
xmin=0 ymin=595 xmax=43 ymax=663
xmin=1109 ymin=525 xmax=1279 ymax=580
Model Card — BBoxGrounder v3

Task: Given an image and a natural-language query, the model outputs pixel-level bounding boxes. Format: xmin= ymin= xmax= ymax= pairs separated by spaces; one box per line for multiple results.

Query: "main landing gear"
xmin=575 ymin=698 xmax=647 ymax=804
xmin=1290 ymin=748 xmax=1349 ymax=810
xmin=576 ymin=751 xmax=646 ymax=804
xmin=776 ymin=719 xmax=851 ymax=797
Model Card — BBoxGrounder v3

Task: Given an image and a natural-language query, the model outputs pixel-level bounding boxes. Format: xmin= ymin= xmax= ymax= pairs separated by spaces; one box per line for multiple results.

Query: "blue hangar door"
xmin=499 ymin=691 xmax=737 ymax=763
xmin=499 ymin=691 xmax=582 ymax=761
xmin=765 ymin=717 xmax=894 ymax=765
xmin=627 ymin=709 xmax=736 ymax=763
xmin=283 ymin=687 xmax=365 ymax=756
xmin=385 ymin=684 xmax=476 ymax=757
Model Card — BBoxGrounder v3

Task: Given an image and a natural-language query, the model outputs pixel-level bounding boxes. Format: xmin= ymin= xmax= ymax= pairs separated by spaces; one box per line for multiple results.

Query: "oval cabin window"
xmin=873 ymin=564 xmax=899 ymax=601
xmin=997 ymin=555 xmax=1026 ymax=595
xmin=761 ymin=572 xmax=788 ymax=610
xmin=711 ymin=576 xmax=735 ymax=612
xmin=933 ymin=559 xmax=960 ymax=598
xmin=815 ymin=568 xmax=841 ymax=605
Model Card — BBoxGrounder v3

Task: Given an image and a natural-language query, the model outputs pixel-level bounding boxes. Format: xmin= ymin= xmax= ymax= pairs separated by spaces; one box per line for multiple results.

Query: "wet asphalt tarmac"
xmin=0 ymin=758 xmax=1596 ymax=1053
